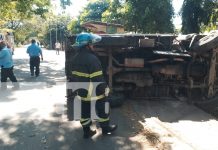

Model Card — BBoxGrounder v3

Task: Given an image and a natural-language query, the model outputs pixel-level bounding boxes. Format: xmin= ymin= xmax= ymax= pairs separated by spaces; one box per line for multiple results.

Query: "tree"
xmin=0 ymin=0 xmax=50 ymax=18
xmin=43 ymin=14 xmax=71 ymax=49
xmin=60 ymin=0 xmax=71 ymax=9
xmin=67 ymin=19 xmax=82 ymax=34
xmin=14 ymin=15 xmax=49 ymax=44
xmin=181 ymin=0 xmax=217 ymax=34
xmin=102 ymin=0 xmax=126 ymax=24
xmin=0 ymin=0 xmax=50 ymax=33
xmin=78 ymin=0 xmax=174 ymax=33
xmin=124 ymin=0 xmax=174 ymax=33
xmin=79 ymin=0 xmax=110 ymax=23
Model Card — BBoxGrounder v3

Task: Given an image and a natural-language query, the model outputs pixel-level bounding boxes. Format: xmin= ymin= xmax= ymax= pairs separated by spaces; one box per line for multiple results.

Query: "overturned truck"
xmin=65 ymin=30 xmax=218 ymax=115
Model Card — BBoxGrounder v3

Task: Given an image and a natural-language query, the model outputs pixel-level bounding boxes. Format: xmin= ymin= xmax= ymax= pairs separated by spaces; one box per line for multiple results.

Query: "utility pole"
xmin=60 ymin=28 xmax=62 ymax=50
xmin=50 ymin=30 xmax=52 ymax=49
xmin=56 ymin=23 xmax=58 ymax=44
xmin=49 ymin=25 xmax=52 ymax=50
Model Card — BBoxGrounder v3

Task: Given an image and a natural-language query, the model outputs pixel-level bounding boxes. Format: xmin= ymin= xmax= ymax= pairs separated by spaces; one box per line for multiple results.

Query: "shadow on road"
xmin=0 ymin=108 xmax=143 ymax=150
xmin=2 ymin=49 xmax=218 ymax=149
xmin=0 ymin=57 xmax=65 ymax=102
xmin=14 ymin=59 xmax=65 ymax=83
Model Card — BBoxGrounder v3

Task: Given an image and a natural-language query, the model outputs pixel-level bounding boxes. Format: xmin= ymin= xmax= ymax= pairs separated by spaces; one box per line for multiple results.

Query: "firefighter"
xmin=69 ymin=32 xmax=117 ymax=138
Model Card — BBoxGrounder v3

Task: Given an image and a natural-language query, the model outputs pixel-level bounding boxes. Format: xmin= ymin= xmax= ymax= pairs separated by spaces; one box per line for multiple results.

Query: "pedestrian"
xmin=6 ymin=42 xmax=14 ymax=55
xmin=0 ymin=40 xmax=18 ymax=90
xmin=6 ymin=32 xmax=15 ymax=55
xmin=37 ymin=42 xmax=40 ymax=47
xmin=26 ymin=39 xmax=43 ymax=77
xmin=55 ymin=42 xmax=61 ymax=55
xmin=69 ymin=32 xmax=117 ymax=139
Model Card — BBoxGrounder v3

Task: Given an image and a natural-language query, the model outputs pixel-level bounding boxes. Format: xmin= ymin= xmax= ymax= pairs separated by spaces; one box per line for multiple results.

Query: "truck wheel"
xmin=191 ymin=30 xmax=218 ymax=53
xmin=107 ymin=93 xmax=124 ymax=108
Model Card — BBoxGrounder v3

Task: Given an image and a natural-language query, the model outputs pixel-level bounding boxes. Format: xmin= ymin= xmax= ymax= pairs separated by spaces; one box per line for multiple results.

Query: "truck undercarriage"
xmin=65 ymin=31 xmax=218 ymax=115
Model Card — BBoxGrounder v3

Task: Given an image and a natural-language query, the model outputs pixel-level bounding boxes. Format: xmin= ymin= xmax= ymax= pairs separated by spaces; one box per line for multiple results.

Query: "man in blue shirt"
xmin=0 ymin=41 xmax=18 ymax=90
xmin=27 ymin=39 xmax=43 ymax=77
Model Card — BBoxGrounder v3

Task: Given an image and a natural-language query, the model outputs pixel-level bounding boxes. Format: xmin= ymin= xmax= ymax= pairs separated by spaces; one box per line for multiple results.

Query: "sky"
xmin=172 ymin=0 xmax=184 ymax=27
xmin=65 ymin=0 xmax=88 ymax=17
xmin=55 ymin=0 xmax=184 ymax=27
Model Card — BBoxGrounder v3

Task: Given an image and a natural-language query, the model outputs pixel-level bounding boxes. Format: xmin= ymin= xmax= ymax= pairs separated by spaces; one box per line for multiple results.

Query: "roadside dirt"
xmin=121 ymin=101 xmax=172 ymax=150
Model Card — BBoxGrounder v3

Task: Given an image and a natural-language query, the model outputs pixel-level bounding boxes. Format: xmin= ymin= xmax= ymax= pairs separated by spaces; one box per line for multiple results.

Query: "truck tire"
xmin=191 ymin=30 xmax=218 ymax=53
xmin=107 ymin=93 xmax=124 ymax=108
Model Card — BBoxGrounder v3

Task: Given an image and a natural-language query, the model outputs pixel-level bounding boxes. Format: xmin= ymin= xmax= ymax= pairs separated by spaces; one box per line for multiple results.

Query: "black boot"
xmin=102 ymin=124 xmax=117 ymax=135
xmin=83 ymin=127 xmax=96 ymax=139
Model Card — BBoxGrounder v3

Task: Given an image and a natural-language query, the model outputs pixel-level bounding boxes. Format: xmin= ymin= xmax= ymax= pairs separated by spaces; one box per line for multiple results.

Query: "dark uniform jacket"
xmin=70 ymin=47 xmax=107 ymax=101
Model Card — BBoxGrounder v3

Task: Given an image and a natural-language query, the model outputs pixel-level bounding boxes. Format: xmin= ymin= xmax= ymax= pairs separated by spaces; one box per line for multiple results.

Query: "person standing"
xmin=0 ymin=41 xmax=18 ymax=90
xmin=69 ymin=33 xmax=117 ymax=139
xmin=55 ymin=42 xmax=61 ymax=55
xmin=6 ymin=32 xmax=15 ymax=55
xmin=27 ymin=39 xmax=43 ymax=77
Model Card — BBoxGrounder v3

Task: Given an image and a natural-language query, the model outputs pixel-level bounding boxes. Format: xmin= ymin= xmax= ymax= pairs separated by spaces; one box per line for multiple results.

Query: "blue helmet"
xmin=73 ymin=32 xmax=102 ymax=47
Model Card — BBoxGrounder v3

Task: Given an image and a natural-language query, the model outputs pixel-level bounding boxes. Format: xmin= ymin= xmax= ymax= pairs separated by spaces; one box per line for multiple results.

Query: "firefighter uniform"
xmin=68 ymin=32 xmax=117 ymax=138
xmin=71 ymin=47 xmax=110 ymax=127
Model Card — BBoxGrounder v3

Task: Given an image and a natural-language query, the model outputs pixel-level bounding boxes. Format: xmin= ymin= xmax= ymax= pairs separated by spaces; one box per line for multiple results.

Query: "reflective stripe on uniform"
xmin=90 ymin=71 xmax=103 ymax=78
xmin=72 ymin=71 xmax=103 ymax=78
xmin=87 ymin=81 xmax=93 ymax=99
xmin=98 ymin=117 xmax=109 ymax=123
xmin=72 ymin=70 xmax=105 ymax=101
xmin=80 ymin=94 xmax=105 ymax=101
xmin=80 ymin=118 xmax=91 ymax=126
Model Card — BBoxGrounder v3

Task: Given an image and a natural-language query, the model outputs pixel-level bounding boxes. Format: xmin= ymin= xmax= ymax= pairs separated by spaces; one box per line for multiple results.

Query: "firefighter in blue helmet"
xmin=70 ymin=33 xmax=117 ymax=138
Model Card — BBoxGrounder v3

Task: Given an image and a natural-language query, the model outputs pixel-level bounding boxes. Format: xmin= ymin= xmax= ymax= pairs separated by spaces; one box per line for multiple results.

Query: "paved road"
xmin=1 ymin=47 xmax=218 ymax=150
xmin=0 ymin=48 xmax=148 ymax=150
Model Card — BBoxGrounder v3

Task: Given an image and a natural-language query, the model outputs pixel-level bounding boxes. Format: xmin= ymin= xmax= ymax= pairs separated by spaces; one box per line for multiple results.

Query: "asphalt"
xmin=0 ymin=48 xmax=150 ymax=150
xmin=1 ymin=47 xmax=218 ymax=150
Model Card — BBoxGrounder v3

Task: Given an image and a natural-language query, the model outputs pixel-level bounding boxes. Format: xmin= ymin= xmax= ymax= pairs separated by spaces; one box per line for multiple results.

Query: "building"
xmin=81 ymin=21 xmax=124 ymax=34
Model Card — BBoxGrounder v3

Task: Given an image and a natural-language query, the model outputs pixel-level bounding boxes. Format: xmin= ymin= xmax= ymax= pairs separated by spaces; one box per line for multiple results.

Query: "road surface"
xmin=0 ymin=47 xmax=218 ymax=150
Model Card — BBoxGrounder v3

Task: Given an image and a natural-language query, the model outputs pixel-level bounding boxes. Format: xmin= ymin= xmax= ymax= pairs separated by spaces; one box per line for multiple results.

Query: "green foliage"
xmin=80 ymin=0 xmax=110 ymax=23
xmin=43 ymin=14 xmax=71 ymax=48
xmin=14 ymin=15 xmax=48 ymax=44
xmin=0 ymin=0 xmax=74 ymax=47
xmin=13 ymin=12 xmax=71 ymax=48
xmin=102 ymin=0 xmax=125 ymax=24
xmin=60 ymin=0 xmax=71 ymax=9
xmin=78 ymin=0 xmax=174 ymax=33
xmin=0 ymin=0 xmax=50 ymax=17
xmin=181 ymin=0 xmax=217 ymax=33
xmin=124 ymin=0 xmax=174 ymax=33
xmin=67 ymin=19 xmax=82 ymax=34
xmin=0 ymin=0 xmax=50 ymax=30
